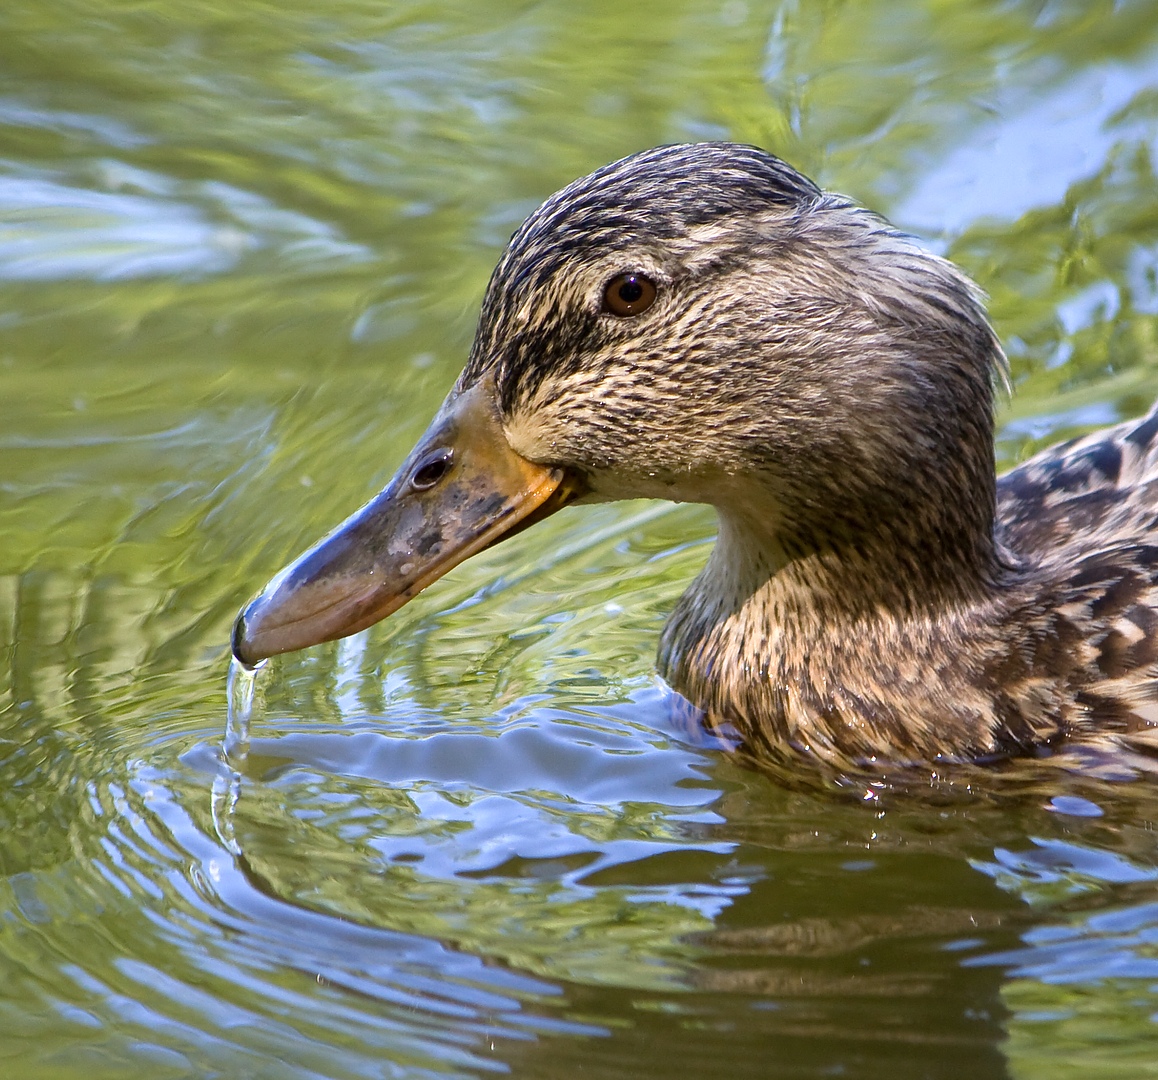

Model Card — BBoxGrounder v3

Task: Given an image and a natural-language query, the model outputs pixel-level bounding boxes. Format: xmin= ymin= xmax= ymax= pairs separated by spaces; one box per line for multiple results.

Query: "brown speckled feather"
xmin=994 ymin=408 xmax=1158 ymax=741
xmin=999 ymin=407 xmax=1158 ymax=555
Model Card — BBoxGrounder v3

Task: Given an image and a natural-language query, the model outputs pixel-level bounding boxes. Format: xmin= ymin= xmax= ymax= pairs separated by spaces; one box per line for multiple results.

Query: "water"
xmin=3 ymin=0 xmax=1158 ymax=1076
xmin=211 ymin=659 xmax=255 ymax=856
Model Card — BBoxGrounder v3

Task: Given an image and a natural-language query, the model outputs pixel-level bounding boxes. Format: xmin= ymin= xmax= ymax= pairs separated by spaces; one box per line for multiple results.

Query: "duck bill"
xmin=232 ymin=376 xmax=572 ymax=667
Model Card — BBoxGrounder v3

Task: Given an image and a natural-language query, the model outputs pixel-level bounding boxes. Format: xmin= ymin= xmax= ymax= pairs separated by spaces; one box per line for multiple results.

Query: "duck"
xmin=232 ymin=141 xmax=1158 ymax=773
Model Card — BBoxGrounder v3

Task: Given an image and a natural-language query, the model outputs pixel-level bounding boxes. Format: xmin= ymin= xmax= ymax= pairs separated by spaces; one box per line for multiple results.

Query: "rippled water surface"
xmin=5 ymin=1 xmax=1158 ymax=1076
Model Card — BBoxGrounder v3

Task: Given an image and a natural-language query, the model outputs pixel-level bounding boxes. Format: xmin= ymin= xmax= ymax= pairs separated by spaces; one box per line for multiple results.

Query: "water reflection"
xmin=898 ymin=47 xmax=1158 ymax=234
xmin=0 ymin=163 xmax=374 ymax=281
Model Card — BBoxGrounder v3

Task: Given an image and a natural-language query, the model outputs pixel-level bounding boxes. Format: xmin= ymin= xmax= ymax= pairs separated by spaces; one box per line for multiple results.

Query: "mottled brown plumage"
xmin=460 ymin=143 xmax=1158 ymax=771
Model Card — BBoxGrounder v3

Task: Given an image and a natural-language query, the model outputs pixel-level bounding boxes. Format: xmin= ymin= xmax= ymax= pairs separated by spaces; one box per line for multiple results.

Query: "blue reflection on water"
xmin=898 ymin=49 xmax=1158 ymax=233
xmin=970 ymin=839 xmax=1158 ymax=991
xmin=250 ymin=682 xmax=735 ymax=907
xmin=137 ymin=758 xmax=610 ymax=1071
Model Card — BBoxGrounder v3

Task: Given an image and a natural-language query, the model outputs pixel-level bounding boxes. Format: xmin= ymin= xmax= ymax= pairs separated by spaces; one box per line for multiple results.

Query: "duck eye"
xmin=602 ymin=272 xmax=657 ymax=317
xmin=410 ymin=448 xmax=452 ymax=490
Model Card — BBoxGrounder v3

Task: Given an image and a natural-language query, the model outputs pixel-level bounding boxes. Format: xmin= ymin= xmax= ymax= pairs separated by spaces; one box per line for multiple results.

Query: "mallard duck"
xmin=232 ymin=142 xmax=1158 ymax=771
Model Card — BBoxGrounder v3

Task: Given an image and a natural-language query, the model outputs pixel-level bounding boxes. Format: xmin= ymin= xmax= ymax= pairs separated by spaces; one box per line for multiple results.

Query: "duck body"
xmin=234 ymin=142 xmax=1158 ymax=773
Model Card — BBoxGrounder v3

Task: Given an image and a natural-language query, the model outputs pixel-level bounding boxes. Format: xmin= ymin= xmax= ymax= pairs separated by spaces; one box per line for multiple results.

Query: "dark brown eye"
xmin=602 ymin=272 xmax=657 ymax=317
xmin=410 ymin=448 xmax=452 ymax=490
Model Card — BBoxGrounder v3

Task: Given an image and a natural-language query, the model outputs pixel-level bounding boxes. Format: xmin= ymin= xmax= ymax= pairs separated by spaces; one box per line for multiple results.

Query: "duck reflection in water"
xmin=233 ymin=142 xmax=1158 ymax=775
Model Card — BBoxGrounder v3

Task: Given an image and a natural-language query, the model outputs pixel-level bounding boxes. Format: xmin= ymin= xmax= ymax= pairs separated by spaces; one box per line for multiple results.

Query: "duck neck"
xmin=658 ymin=492 xmax=1015 ymax=766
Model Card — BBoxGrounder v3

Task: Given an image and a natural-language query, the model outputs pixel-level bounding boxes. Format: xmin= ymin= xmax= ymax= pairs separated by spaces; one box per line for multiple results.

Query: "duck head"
xmin=233 ymin=142 xmax=1004 ymax=675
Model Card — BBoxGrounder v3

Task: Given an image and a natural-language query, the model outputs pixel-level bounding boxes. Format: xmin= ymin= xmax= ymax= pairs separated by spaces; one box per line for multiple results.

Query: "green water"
xmin=4 ymin=0 xmax=1158 ymax=1075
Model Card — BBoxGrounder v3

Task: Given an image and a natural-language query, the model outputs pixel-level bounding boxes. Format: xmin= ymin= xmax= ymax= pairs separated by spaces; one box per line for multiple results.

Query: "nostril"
xmin=410 ymin=448 xmax=453 ymax=490
xmin=231 ymin=611 xmax=253 ymax=666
